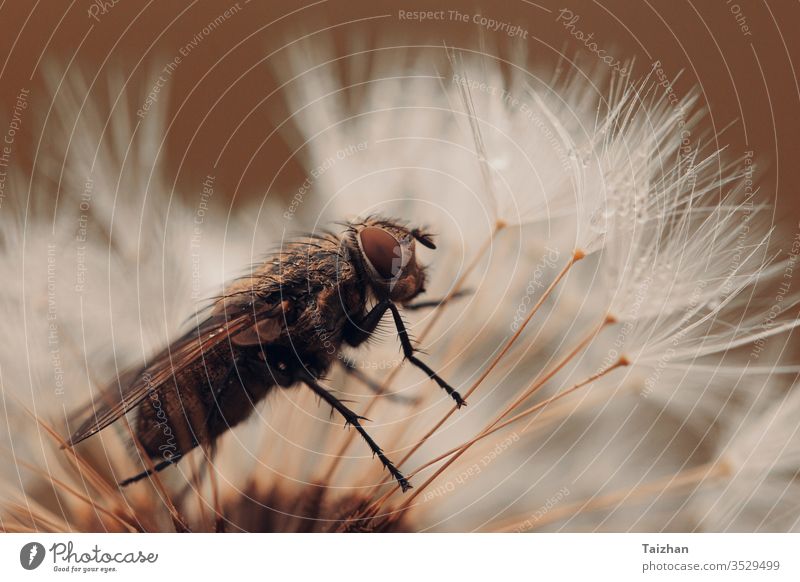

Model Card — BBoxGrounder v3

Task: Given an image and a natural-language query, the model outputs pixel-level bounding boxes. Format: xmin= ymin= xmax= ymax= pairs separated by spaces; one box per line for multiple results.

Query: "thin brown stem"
xmin=492 ymin=460 xmax=731 ymax=532
xmin=393 ymin=313 xmax=611 ymax=514
xmin=360 ymin=249 xmax=586 ymax=503
xmin=407 ymin=357 xmax=629 ymax=482
xmin=124 ymin=419 xmax=190 ymax=532
xmin=185 ymin=453 xmax=208 ymax=529
xmin=31 ymin=408 xmax=127 ymax=507
xmin=397 ymin=250 xmax=586 ymax=465
xmin=3 ymin=500 xmax=71 ymax=533
xmin=198 ymin=444 xmax=223 ymax=531
xmin=12 ymin=395 xmax=144 ymax=528
xmin=364 ymin=351 xmax=622 ymax=519
xmin=12 ymin=455 xmax=138 ymax=532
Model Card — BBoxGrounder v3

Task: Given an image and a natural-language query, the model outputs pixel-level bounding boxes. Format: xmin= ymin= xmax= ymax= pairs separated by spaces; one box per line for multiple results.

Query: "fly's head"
xmin=346 ymin=217 xmax=435 ymax=303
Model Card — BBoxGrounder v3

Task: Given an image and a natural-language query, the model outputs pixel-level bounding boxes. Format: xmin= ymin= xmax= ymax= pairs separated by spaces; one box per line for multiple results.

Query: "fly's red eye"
xmin=359 ymin=227 xmax=403 ymax=279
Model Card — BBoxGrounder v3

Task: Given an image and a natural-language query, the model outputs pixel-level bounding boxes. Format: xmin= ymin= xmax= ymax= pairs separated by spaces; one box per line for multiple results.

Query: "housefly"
xmin=65 ymin=216 xmax=465 ymax=492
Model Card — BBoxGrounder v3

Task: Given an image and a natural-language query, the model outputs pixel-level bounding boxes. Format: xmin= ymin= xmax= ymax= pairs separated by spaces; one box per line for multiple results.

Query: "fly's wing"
xmin=65 ymin=297 xmax=285 ymax=447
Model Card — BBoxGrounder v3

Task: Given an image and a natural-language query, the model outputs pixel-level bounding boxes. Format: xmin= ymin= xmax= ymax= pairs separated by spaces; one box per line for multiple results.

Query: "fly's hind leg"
xmin=298 ymin=370 xmax=411 ymax=492
xmin=119 ymin=454 xmax=183 ymax=486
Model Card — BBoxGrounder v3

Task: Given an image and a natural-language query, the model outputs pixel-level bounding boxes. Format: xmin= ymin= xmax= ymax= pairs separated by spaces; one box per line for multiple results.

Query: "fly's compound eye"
xmin=359 ymin=226 xmax=404 ymax=279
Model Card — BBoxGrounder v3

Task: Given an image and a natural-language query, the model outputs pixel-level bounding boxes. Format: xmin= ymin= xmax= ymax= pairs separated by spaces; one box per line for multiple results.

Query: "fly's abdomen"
xmin=135 ymin=378 xmax=207 ymax=462
xmin=134 ymin=344 xmax=274 ymax=463
xmin=205 ymin=354 xmax=275 ymax=439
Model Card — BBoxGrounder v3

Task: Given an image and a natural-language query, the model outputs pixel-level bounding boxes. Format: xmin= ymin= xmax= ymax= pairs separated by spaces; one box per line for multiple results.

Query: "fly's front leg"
xmin=387 ymin=303 xmax=466 ymax=408
xmin=403 ymin=289 xmax=472 ymax=311
xmin=298 ymin=370 xmax=411 ymax=492
xmin=343 ymin=299 xmax=390 ymax=347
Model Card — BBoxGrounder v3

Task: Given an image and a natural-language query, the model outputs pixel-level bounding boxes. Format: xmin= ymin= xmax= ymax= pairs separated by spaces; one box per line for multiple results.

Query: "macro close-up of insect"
xmin=3 ymin=6 xmax=800 ymax=577
xmin=66 ymin=217 xmax=462 ymax=492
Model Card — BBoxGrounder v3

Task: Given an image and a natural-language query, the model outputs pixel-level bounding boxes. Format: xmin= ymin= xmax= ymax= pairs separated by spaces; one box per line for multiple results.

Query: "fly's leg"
xmin=342 ymin=300 xmax=390 ymax=347
xmin=403 ymin=289 xmax=472 ymax=311
xmin=343 ymin=299 xmax=465 ymax=407
xmin=387 ymin=303 xmax=466 ymax=408
xmin=299 ymin=370 xmax=411 ymax=492
xmin=119 ymin=455 xmax=183 ymax=486
xmin=337 ymin=356 xmax=420 ymax=405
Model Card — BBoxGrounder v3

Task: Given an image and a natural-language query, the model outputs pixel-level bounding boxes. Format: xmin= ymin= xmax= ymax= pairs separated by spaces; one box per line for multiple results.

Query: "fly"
xmin=65 ymin=216 xmax=466 ymax=492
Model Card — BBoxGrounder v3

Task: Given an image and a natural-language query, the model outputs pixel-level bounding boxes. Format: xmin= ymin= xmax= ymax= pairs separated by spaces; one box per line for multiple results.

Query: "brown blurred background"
xmin=1 ymin=0 xmax=798 ymax=228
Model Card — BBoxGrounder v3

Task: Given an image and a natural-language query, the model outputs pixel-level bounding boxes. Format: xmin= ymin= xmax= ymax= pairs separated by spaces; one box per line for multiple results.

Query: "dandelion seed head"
xmin=4 ymin=38 xmax=800 ymax=534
